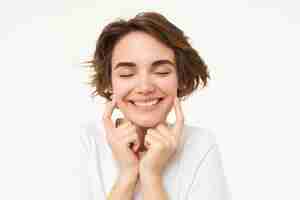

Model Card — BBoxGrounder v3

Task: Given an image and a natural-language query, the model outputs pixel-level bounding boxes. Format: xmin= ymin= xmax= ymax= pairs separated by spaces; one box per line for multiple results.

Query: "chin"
xmin=133 ymin=118 xmax=161 ymax=128
xmin=127 ymin=115 xmax=165 ymax=128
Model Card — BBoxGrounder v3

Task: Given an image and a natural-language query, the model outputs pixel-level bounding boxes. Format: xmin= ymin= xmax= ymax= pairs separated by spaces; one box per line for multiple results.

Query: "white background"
xmin=1 ymin=0 xmax=299 ymax=199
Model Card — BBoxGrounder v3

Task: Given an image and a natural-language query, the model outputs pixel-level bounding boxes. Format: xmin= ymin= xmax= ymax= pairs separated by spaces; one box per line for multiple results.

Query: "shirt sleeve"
xmin=79 ymin=124 xmax=93 ymax=200
xmin=187 ymin=144 xmax=231 ymax=200
xmin=79 ymin=122 xmax=107 ymax=200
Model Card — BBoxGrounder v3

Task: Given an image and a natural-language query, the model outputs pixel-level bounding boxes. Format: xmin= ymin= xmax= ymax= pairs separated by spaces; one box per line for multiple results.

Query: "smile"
xmin=129 ymin=98 xmax=163 ymax=108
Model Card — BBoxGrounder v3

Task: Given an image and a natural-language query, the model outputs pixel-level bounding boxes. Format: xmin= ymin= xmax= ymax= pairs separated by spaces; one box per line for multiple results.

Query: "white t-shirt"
xmin=80 ymin=120 xmax=231 ymax=200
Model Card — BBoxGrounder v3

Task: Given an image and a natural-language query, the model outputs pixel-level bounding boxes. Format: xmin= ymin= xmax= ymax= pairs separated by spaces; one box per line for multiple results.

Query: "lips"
xmin=129 ymin=98 xmax=164 ymax=107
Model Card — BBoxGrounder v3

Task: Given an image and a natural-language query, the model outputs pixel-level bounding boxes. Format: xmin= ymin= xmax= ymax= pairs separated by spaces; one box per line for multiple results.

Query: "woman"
xmin=80 ymin=12 xmax=231 ymax=200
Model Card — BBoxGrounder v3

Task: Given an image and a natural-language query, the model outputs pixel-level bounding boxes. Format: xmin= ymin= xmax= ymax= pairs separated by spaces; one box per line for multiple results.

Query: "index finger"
xmin=102 ymin=96 xmax=117 ymax=131
xmin=173 ymin=97 xmax=184 ymax=134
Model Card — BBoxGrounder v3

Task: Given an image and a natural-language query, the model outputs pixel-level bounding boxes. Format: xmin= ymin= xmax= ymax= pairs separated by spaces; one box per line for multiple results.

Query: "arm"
xmin=140 ymin=174 xmax=168 ymax=200
xmin=107 ymin=171 xmax=138 ymax=200
xmin=80 ymin=124 xmax=102 ymax=200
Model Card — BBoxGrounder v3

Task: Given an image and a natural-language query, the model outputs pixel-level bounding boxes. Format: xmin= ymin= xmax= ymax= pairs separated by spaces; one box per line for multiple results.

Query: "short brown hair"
xmin=84 ymin=12 xmax=210 ymax=101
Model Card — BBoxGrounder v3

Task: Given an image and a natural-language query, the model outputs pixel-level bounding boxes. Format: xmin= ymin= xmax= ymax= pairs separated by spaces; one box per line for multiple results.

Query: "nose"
xmin=136 ymin=75 xmax=156 ymax=95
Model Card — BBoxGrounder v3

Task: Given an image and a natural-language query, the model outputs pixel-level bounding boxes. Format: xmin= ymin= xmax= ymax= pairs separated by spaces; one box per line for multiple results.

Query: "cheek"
xmin=157 ymin=77 xmax=178 ymax=95
xmin=111 ymin=78 xmax=133 ymax=102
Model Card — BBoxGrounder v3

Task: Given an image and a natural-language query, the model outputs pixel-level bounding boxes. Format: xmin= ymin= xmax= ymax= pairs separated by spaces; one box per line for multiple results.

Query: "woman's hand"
xmin=102 ymin=96 xmax=140 ymax=182
xmin=139 ymin=97 xmax=184 ymax=179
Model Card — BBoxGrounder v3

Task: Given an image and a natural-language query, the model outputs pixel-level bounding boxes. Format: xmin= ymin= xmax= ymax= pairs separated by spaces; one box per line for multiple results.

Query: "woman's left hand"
xmin=139 ymin=97 xmax=184 ymax=178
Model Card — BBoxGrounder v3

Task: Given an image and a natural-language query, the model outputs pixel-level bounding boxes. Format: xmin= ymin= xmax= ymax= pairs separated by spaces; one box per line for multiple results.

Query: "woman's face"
xmin=111 ymin=31 xmax=178 ymax=128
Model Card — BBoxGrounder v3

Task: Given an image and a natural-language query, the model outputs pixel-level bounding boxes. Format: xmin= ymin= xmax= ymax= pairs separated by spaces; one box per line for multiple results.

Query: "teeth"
xmin=133 ymin=99 xmax=160 ymax=106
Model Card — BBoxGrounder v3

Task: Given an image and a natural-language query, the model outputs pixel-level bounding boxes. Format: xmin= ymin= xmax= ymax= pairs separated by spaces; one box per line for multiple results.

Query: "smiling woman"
xmin=80 ymin=12 xmax=231 ymax=200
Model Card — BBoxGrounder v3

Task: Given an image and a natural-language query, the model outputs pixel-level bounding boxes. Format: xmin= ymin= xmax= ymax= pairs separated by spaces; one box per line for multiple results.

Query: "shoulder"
xmin=176 ymin=124 xmax=218 ymax=172
xmin=175 ymin=124 xmax=222 ymax=196
xmin=176 ymin=124 xmax=230 ymax=199
xmin=181 ymin=124 xmax=217 ymax=155
xmin=79 ymin=120 xmax=105 ymax=154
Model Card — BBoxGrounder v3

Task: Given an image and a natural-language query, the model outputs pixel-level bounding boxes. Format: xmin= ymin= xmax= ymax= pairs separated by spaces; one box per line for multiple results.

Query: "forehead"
xmin=111 ymin=31 xmax=175 ymax=67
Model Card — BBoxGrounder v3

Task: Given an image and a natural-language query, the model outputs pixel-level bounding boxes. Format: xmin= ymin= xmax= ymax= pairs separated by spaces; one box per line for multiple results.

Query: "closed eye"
xmin=155 ymin=72 xmax=170 ymax=75
xmin=119 ymin=74 xmax=133 ymax=77
xmin=119 ymin=72 xmax=170 ymax=77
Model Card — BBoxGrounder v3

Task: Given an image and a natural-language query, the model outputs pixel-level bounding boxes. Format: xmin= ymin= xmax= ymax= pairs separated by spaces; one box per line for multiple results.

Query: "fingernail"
xmin=115 ymin=118 xmax=122 ymax=127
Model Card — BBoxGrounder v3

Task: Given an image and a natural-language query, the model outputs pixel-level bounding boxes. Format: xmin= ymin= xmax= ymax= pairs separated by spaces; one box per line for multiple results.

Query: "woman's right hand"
xmin=102 ymin=96 xmax=140 ymax=182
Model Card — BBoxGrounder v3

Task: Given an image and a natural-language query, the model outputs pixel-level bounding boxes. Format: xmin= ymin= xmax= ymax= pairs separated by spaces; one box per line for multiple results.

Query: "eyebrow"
xmin=113 ymin=59 xmax=175 ymax=70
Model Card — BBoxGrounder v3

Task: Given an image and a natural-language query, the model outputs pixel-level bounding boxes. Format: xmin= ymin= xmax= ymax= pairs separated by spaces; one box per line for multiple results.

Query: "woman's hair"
xmin=84 ymin=12 xmax=210 ymax=101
